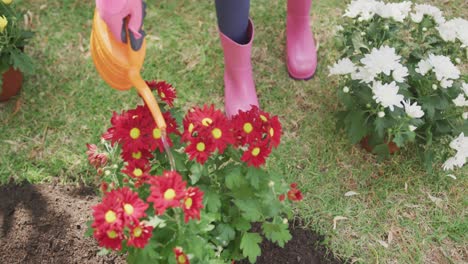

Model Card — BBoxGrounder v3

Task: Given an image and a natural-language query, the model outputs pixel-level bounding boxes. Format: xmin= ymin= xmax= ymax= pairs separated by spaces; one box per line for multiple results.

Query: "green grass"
xmin=1 ymin=0 xmax=467 ymax=263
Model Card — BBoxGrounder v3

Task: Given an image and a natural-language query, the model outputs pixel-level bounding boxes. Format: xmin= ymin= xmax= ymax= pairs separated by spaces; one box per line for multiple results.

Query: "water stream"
xmin=160 ymin=129 xmax=176 ymax=171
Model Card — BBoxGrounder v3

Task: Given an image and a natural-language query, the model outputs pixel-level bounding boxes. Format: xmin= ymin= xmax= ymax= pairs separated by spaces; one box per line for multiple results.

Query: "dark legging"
xmin=215 ymin=0 xmax=250 ymax=44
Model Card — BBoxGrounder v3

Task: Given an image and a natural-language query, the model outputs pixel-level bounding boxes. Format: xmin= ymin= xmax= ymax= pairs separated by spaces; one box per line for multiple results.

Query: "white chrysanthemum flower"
xmin=372 ymin=81 xmax=404 ymax=111
xmin=344 ymin=0 xmax=379 ymax=21
xmin=378 ymin=111 xmax=385 ymax=118
xmin=462 ymin=83 xmax=468 ymax=96
xmin=361 ymin=46 xmax=402 ymax=76
xmin=442 ymin=155 xmax=465 ymax=171
xmin=463 ymin=112 xmax=468 ymax=120
xmin=437 ymin=18 xmax=468 ymax=46
xmin=402 ymin=100 xmax=424 ymax=118
xmin=415 ymin=60 xmax=433 ymax=75
xmin=428 ymin=54 xmax=460 ymax=82
xmin=453 ymin=94 xmax=468 ymax=107
xmin=410 ymin=4 xmax=445 ymax=24
xmin=409 ymin=125 xmax=417 ymax=132
xmin=377 ymin=1 xmax=412 ymax=22
xmin=443 ymin=133 xmax=468 ymax=171
xmin=392 ymin=64 xmax=409 ymax=83
xmin=329 ymin=58 xmax=356 ymax=76
xmin=351 ymin=67 xmax=375 ymax=83
xmin=343 ymin=86 xmax=350 ymax=93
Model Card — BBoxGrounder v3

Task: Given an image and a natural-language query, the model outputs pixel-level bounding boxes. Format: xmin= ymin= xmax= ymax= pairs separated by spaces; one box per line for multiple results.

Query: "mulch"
xmin=0 ymin=184 xmax=343 ymax=264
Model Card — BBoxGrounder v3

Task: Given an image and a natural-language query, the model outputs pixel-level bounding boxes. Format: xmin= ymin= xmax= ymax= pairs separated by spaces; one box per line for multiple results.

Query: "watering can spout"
xmin=129 ymin=69 xmax=167 ymax=130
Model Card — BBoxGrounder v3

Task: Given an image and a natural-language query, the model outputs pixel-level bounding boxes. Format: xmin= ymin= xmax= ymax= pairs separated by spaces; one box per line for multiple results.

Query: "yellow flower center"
xmin=269 ymin=128 xmax=274 ymax=137
xmin=2 ymin=0 xmax=13 ymax=5
xmin=132 ymin=152 xmax=142 ymax=159
xmin=105 ymin=210 xmax=117 ymax=223
xmin=202 ymin=118 xmax=213 ymax=126
xmin=153 ymin=128 xmax=162 ymax=139
xmin=178 ymin=255 xmax=187 ymax=263
xmin=188 ymin=123 xmax=194 ymax=133
xmin=164 ymin=188 xmax=176 ymax=200
xmin=212 ymin=128 xmax=222 ymax=139
xmin=124 ymin=203 xmax=134 ymax=215
xmin=243 ymin=123 xmax=253 ymax=134
xmin=185 ymin=198 xmax=193 ymax=209
xmin=160 ymin=91 xmax=166 ymax=99
xmin=251 ymin=147 xmax=261 ymax=157
xmin=130 ymin=128 xmax=140 ymax=139
xmin=133 ymin=227 xmax=143 ymax=238
xmin=133 ymin=168 xmax=143 ymax=177
xmin=260 ymin=115 xmax=268 ymax=122
xmin=196 ymin=142 xmax=206 ymax=152
xmin=107 ymin=230 xmax=118 ymax=239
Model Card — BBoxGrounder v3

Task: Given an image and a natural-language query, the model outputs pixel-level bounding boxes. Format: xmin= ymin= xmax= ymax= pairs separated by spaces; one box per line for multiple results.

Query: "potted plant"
xmin=329 ymin=0 xmax=467 ymax=170
xmin=85 ymin=81 xmax=303 ymax=263
xmin=0 ymin=0 xmax=34 ymax=102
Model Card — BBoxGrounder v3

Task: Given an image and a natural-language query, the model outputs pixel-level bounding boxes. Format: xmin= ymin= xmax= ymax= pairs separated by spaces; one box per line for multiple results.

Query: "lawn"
xmin=0 ymin=0 xmax=467 ymax=263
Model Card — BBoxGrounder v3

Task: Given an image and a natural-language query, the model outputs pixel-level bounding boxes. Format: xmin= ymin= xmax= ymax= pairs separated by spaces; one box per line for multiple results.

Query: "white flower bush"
xmin=331 ymin=0 xmax=467 ymax=170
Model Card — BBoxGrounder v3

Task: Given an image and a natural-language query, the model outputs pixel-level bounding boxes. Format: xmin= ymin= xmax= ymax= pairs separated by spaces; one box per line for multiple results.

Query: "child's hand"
xmin=95 ymin=0 xmax=147 ymax=51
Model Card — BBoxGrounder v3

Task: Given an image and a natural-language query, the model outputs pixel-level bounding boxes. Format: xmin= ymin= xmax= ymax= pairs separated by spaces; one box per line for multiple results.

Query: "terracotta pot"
xmin=360 ymin=136 xmax=399 ymax=154
xmin=0 ymin=67 xmax=23 ymax=102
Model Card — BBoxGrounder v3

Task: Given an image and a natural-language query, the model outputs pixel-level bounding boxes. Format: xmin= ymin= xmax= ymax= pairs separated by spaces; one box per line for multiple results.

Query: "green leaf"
xmin=84 ymin=220 xmax=94 ymax=237
xmin=262 ymin=222 xmax=292 ymax=248
xmin=233 ymin=199 xmax=262 ymax=222
xmin=9 ymin=49 xmax=34 ymax=75
xmin=189 ymin=163 xmax=204 ymax=184
xmin=147 ymin=215 xmax=166 ymax=228
xmin=393 ymin=133 xmax=405 ymax=148
xmin=240 ymin=232 xmax=262 ymax=263
xmin=372 ymin=144 xmax=390 ymax=158
xmin=225 ymin=167 xmax=244 ymax=190
xmin=346 ymin=111 xmax=367 ymax=144
xmin=203 ymin=189 xmax=221 ymax=213
xmin=127 ymin=245 xmax=160 ymax=264
xmin=97 ymin=248 xmax=110 ymax=256
xmin=215 ymin=223 xmax=236 ymax=243
xmin=233 ymin=217 xmax=251 ymax=232
xmin=246 ymin=167 xmax=266 ymax=189
xmin=351 ymin=31 xmax=368 ymax=52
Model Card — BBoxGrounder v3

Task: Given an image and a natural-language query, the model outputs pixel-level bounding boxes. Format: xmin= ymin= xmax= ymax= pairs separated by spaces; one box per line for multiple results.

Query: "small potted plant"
xmin=329 ymin=0 xmax=467 ymax=170
xmin=0 ymin=0 xmax=34 ymax=102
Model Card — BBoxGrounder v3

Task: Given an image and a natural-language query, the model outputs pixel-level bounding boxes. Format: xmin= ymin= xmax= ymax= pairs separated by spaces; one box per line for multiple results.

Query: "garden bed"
xmin=0 ymin=183 xmax=343 ymax=264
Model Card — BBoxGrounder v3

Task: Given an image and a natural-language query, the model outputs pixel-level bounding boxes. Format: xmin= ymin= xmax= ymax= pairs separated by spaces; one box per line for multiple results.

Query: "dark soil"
xmin=239 ymin=222 xmax=343 ymax=264
xmin=0 ymin=183 xmax=125 ymax=264
xmin=0 ymin=184 xmax=343 ymax=264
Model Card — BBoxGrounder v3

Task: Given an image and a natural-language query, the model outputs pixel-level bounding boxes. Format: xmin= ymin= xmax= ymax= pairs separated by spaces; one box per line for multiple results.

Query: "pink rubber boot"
xmin=219 ymin=19 xmax=259 ymax=118
xmin=286 ymin=0 xmax=317 ymax=80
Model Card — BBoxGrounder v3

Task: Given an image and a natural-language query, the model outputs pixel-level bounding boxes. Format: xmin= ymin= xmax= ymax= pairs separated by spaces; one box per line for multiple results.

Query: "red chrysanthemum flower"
xmin=241 ymin=140 xmax=272 ymax=167
xmin=147 ymin=171 xmax=187 ymax=215
xmin=185 ymin=138 xmax=215 ymax=165
xmin=147 ymin=111 xmax=179 ymax=153
xmin=119 ymin=187 xmax=149 ymax=225
xmin=122 ymin=161 xmax=151 ymax=182
xmin=287 ymin=183 xmax=303 ymax=201
xmin=127 ymin=222 xmax=153 ymax=248
xmin=111 ymin=107 xmax=153 ymax=153
xmin=93 ymin=228 xmax=124 ymax=250
xmin=174 ymin=247 xmax=190 ymax=264
xmin=231 ymin=107 xmax=263 ymax=146
xmin=121 ymin=148 xmax=153 ymax=164
xmin=279 ymin=194 xmax=286 ymax=202
xmin=86 ymin=144 xmax=108 ymax=169
xmin=265 ymin=115 xmax=282 ymax=148
xmin=146 ymin=80 xmax=177 ymax=107
xmin=182 ymin=187 xmax=204 ymax=223
xmin=92 ymin=190 xmax=124 ymax=232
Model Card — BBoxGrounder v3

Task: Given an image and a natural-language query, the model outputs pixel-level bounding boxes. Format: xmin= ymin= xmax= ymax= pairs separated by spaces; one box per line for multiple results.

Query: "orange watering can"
xmin=90 ymin=9 xmax=167 ymax=130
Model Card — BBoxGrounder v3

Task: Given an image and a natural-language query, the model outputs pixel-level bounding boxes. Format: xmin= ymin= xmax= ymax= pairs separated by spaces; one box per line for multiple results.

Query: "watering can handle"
xmin=129 ymin=69 xmax=167 ymax=130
